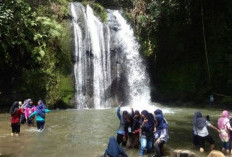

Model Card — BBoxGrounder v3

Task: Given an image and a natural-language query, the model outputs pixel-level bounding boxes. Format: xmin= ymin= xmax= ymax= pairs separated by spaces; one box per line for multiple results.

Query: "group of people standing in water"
xmin=104 ymin=107 xmax=232 ymax=157
xmin=193 ymin=110 xmax=232 ymax=156
xmin=10 ymin=99 xmax=50 ymax=136
xmin=103 ymin=105 xmax=168 ymax=157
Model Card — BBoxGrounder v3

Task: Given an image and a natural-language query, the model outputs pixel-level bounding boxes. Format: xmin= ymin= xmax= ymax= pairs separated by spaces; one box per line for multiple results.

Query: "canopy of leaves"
xmin=0 ymin=0 xmax=73 ymax=108
xmin=131 ymin=0 xmax=232 ymax=104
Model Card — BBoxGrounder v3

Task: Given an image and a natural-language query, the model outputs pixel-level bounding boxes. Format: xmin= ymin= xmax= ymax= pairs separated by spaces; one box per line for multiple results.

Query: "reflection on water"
xmin=0 ymin=107 xmax=222 ymax=157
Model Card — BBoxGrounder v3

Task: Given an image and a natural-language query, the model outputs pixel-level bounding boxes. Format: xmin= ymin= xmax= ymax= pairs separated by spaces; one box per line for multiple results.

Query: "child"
xmin=25 ymin=99 xmax=36 ymax=126
xmin=29 ymin=100 xmax=50 ymax=132
xmin=154 ymin=115 xmax=169 ymax=157
xmin=218 ymin=110 xmax=232 ymax=154
xmin=103 ymin=136 xmax=128 ymax=157
xmin=193 ymin=111 xmax=220 ymax=152
xmin=10 ymin=101 xmax=23 ymax=136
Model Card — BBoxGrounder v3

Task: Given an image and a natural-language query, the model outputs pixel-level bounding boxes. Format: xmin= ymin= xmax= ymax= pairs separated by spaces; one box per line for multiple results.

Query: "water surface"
xmin=0 ymin=107 xmax=225 ymax=157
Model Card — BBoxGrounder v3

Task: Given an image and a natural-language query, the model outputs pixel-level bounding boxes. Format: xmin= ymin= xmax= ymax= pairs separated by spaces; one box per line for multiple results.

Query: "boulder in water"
xmin=207 ymin=150 xmax=225 ymax=157
xmin=173 ymin=149 xmax=195 ymax=157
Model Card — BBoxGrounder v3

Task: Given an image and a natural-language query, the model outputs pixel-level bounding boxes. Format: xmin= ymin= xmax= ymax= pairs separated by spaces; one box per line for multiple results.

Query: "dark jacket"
xmin=104 ymin=136 xmax=128 ymax=157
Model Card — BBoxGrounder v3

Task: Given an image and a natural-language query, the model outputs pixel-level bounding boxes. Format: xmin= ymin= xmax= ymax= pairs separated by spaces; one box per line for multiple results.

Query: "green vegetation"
xmin=81 ymin=0 xmax=107 ymax=22
xmin=130 ymin=0 xmax=232 ymax=104
xmin=0 ymin=0 xmax=74 ymax=108
xmin=1 ymin=0 xmax=231 ymax=108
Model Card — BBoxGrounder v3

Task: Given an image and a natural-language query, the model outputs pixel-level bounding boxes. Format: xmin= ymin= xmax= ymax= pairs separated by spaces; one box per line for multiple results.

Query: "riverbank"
xmin=0 ymin=107 xmax=227 ymax=157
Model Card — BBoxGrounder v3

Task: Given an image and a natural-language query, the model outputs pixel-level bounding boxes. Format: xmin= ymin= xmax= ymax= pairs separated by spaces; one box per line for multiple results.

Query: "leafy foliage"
xmin=0 ymin=0 xmax=73 ymax=108
xmin=131 ymin=0 xmax=232 ymax=103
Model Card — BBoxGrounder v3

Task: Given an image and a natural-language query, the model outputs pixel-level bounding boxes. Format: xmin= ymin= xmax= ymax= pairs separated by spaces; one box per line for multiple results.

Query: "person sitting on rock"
xmin=103 ymin=136 xmax=128 ymax=157
xmin=193 ymin=111 xmax=220 ymax=152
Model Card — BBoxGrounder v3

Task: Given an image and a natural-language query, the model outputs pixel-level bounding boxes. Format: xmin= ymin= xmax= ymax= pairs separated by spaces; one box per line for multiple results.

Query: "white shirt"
xmin=194 ymin=121 xmax=211 ymax=137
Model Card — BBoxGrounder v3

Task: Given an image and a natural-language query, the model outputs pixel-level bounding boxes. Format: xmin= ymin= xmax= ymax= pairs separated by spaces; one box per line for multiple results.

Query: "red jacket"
xmin=10 ymin=108 xmax=23 ymax=124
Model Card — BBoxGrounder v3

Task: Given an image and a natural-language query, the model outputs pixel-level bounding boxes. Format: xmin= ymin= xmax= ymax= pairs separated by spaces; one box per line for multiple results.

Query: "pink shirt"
xmin=218 ymin=117 xmax=231 ymax=139
xmin=24 ymin=106 xmax=36 ymax=118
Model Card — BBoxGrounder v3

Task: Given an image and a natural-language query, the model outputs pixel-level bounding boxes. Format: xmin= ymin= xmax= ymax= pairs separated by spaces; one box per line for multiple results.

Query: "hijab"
xmin=154 ymin=109 xmax=163 ymax=116
xmin=10 ymin=101 xmax=19 ymax=115
xmin=154 ymin=109 xmax=168 ymax=124
xmin=155 ymin=115 xmax=168 ymax=138
xmin=193 ymin=111 xmax=206 ymax=129
xmin=36 ymin=100 xmax=46 ymax=118
xmin=122 ymin=110 xmax=128 ymax=120
xmin=105 ymin=136 xmax=128 ymax=157
xmin=134 ymin=110 xmax=140 ymax=116
xmin=133 ymin=110 xmax=141 ymax=122
xmin=26 ymin=99 xmax=33 ymax=108
xmin=126 ymin=114 xmax=133 ymax=125
xmin=141 ymin=111 xmax=154 ymax=133
xmin=156 ymin=115 xmax=168 ymax=130
xmin=218 ymin=110 xmax=230 ymax=129
xmin=141 ymin=110 xmax=149 ymax=118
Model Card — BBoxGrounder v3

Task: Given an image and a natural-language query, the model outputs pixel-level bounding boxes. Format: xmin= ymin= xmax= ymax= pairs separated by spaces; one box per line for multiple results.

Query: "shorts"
xmin=222 ymin=141 xmax=230 ymax=150
xmin=11 ymin=123 xmax=20 ymax=133
xmin=197 ymin=135 xmax=215 ymax=148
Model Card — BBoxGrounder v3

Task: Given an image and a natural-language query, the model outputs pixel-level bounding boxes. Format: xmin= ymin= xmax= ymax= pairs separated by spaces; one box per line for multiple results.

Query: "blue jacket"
xmin=29 ymin=109 xmax=50 ymax=121
xmin=104 ymin=136 xmax=128 ymax=157
xmin=117 ymin=107 xmax=125 ymax=135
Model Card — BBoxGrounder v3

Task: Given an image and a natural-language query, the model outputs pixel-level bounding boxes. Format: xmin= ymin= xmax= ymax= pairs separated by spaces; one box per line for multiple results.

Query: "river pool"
xmin=0 ymin=106 xmax=225 ymax=157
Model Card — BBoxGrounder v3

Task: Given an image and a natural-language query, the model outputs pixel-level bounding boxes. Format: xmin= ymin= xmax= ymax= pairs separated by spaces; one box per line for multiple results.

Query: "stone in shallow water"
xmin=173 ymin=149 xmax=195 ymax=157
xmin=207 ymin=150 xmax=225 ymax=157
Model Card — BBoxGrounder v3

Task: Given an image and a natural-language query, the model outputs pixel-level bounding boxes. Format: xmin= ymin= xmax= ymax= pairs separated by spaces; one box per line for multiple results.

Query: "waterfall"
xmin=71 ymin=3 xmax=151 ymax=109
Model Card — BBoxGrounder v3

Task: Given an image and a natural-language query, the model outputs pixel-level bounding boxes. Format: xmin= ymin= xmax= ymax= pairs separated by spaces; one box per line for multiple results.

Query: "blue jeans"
xmin=222 ymin=141 xmax=230 ymax=150
xmin=140 ymin=136 xmax=154 ymax=155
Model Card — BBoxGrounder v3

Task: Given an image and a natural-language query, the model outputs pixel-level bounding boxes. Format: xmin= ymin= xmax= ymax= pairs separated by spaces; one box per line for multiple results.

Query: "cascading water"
xmin=71 ymin=3 xmax=151 ymax=109
xmin=111 ymin=11 xmax=150 ymax=107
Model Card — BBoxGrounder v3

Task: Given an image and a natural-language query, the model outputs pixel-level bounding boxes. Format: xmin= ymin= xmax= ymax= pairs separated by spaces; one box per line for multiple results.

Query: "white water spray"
xmin=71 ymin=3 xmax=151 ymax=109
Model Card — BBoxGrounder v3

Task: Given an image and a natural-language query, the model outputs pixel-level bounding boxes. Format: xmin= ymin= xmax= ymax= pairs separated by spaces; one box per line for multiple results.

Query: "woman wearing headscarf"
xmin=140 ymin=110 xmax=154 ymax=156
xmin=116 ymin=104 xmax=128 ymax=146
xmin=131 ymin=110 xmax=141 ymax=148
xmin=154 ymin=115 xmax=169 ymax=157
xmin=103 ymin=136 xmax=128 ymax=157
xmin=29 ymin=100 xmax=50 ymax=132
xmin=20 ymin=99 xmax=29 ymax=124
xmin=218 ymin=110 xmax=232 ymax=154
xmin=193 ymin=111 xmax=220 ymax=152
xmin=25 ymin=99 xmax=36 ymax=126
xmin=10 ymin=101 xmax=23 ymax=136
xmin=124 ymin=113 xmax=133 ymax=148
xmin=154 ymin=109 xmax=168 ymax=124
